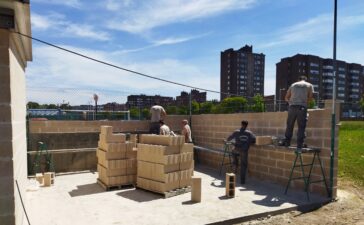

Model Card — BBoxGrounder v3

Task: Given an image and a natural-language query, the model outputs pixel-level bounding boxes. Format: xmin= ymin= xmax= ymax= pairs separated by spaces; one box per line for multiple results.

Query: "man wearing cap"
xmin=280 ymin=76 xmax=314 ymax=150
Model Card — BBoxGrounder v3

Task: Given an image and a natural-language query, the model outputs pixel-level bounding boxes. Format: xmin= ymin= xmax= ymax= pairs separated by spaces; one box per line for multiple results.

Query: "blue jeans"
xmin=285 ymin=105 xmax=308 ymax=148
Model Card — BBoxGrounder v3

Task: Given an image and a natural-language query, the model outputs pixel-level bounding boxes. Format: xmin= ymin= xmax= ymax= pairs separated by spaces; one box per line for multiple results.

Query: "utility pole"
xmin=329 ymin=0 xmax=337 ymax=199
xmin=93 ymin=94 xmax=98 ymax=120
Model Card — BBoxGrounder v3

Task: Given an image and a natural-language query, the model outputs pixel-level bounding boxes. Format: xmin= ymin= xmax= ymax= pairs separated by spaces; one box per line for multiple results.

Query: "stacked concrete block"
xmin=255 ymin=136 xmax=273 ymax=145
xmin=136 ymin=135 xmax=194 ymax=194
xmin=97 ymin=126 xmax=137 ymax=187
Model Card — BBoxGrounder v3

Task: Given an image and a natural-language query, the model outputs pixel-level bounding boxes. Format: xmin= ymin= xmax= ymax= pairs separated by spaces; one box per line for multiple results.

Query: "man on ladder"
xmin=227 ymin=120 xmax=256 ymax=184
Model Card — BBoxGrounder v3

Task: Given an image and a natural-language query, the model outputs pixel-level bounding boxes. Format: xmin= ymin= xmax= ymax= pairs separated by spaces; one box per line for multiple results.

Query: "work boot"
xmin=278 ymin=139 xmax=290 ymax=147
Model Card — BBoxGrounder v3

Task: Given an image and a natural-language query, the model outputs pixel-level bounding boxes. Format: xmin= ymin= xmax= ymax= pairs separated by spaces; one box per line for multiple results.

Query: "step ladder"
xmin=285 ymin=147 xmax=329 ymax=200
xmin=219 ymin=141 xmax=236 ymax=176
xmin=31 ymin=142 xmax=55 ymax=174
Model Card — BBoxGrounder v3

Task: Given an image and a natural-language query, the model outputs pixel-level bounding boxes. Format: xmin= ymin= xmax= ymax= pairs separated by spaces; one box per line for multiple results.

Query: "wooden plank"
xmin=97 ymin=178 xmax=134 ymax=191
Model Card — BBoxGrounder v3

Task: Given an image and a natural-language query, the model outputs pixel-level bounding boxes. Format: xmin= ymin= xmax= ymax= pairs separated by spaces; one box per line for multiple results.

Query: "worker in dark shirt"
xmin=227 ymin=120 xmax=256 ymax=184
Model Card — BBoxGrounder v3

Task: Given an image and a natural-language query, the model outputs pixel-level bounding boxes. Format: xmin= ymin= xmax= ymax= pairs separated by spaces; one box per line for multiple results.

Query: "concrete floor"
xmin=25 ymin=167 xmax=328 ymax=225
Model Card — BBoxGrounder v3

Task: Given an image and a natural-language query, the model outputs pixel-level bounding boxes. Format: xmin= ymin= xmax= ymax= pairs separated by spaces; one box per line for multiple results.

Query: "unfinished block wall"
xmin=192 ymin=103 xmax=339 ymax=197
xmin=0 ymin=2 xmax=32 ymax=224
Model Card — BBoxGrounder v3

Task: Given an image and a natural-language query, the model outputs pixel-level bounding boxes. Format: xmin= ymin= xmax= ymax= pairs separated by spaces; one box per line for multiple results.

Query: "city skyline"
xmin=27 ymin=0 xmax=364 ymax=105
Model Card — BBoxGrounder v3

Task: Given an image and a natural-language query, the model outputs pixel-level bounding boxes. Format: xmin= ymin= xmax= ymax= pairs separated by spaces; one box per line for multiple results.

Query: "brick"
xmin=0 ymin=215 xmax=15 ymax=224
xmin=97 ymin=162 xmax=135 ymax=177
xmin=268 ymin=151 xmax=284 ymax=160
xmin=191 ymin=177 xmax=201 ymax=202
xmin=261 ymin=158 xmax=276 ymax=167
xmin=137 ymin=144 xmax=181 ymax=163
xmin=255 ymin=136 xmax=273 ymax=145
xmin=181 ymin=143 xmax=194 ymax=153
xmin=0 ymin=157 xmax=13 ymax=177
xmin=255 ymin=165 xmax=268 ymax=173
xmin=276 ymin=160 xmax=292 ymax=170
xmin=268 ymin=167 xmax=284 ymax=176
xmin=99 ymin=173 xmax=135 ymax=186
xmin=0 ymin=176 xmax=14 ymax=198
xmin=35 ymin=173 xmax=43 ymax=185
xmin=126 ymin=147 xmax=137 ymax=159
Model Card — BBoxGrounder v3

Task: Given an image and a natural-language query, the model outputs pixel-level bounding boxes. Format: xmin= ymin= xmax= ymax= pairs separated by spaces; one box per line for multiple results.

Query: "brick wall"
xmin=192 ymin=103 xmax=339 ymax=197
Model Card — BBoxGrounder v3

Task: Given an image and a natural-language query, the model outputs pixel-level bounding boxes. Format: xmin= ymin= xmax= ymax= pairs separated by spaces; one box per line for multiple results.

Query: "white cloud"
xmin=262 ymin=13 xmax=364 ymax=48
xmin=115 ymin=32 xmax=211 ymax=54
xmin=31 ymin=0 xmax=82 ymax=8
xmin=26 ymin=45 xmax=219 ymax=105
xmin=107 ymin=0 xmax=258 ymax=33
xmin=31 ymin=13 xmax=111 ymax=41
xmin=105 ymin=0 xmax=133 ymax=11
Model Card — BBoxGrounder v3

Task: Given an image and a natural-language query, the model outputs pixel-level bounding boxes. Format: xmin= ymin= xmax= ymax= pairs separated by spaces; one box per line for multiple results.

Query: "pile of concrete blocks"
xmin=137 ymin=134 xmax=194 ymax=194
xmin=97 ymin=126 xmax=138 ymax=187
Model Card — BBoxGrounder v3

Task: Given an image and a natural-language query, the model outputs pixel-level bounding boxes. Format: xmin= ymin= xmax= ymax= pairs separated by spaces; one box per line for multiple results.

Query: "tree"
xmin=178 ymin=106 xmax=188 ymax=115
xmin=141 ymin=108 xmax=150 ymax=120
xmin=200 ymin=101 xmax=215 ymax=114
xmin=191 ymin=100 xmax=200 ymax=114
xmin=220 ymin=97 xmax=247 ymax=113
xmin=27 ymin=101 xmax=40 ymax=109
xmin=360 ymin=95 xmax=364 ymax=111
xmin=251 ymin=94 xmax=265 ymax=112
xmin=308 ymin=99 xmax=316 ymax=109
xmin=166 ymin=106 xmax=178 ymax=115
xmin=129 ymin=107 xmax=140 ymax=119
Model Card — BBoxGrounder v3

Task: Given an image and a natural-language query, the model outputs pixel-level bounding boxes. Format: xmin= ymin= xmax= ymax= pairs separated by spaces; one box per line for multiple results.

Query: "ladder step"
xmin=293 ymin=164 xmax=313 ymax=167
xmin=290 ymin=177 xmax=309 ymax=180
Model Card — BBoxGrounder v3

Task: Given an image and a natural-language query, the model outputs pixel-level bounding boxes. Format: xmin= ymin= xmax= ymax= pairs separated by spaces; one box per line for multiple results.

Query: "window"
xmin=323 ymin=79 xmax=333 ymax=83
xmin=338 ymin=93 xmax=345 ymax=98
xmin=310 ymin=62 xmax=319 ymax=67
xmin=338 ymin=74 xmax=345 ymax=78
xmin=350 ymin=70 xmax=359 ymax=74
xmin=323 ymin=65 xmax=333 ymax=69
xmin=338 ymin=67 xmax=346 ymax=72
xmin=310 ymin=70 xmax=319 ymax=75
xmin=338 ymin=87 xmax=345 ymax=91
xmin=323 ymin=72 xmax=333 ymax=77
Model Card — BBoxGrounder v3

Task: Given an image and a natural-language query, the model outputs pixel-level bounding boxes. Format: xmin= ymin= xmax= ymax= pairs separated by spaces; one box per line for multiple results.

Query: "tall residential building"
xmin=126 ymin=94 xmax=174 ymax=109
xmin=276 ymin=54 xmax=364 ymax=116
xmin=220 ymin=45 xmax=265 ymax=100
xmin=175 ymin=89 xmax=207 ymax=106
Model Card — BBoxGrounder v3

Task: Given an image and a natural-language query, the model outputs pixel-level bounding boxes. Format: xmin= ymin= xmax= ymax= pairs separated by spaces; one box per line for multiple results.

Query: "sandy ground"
xmin=24 ymin=167 xmax=328 ymax=225
xmin=238 ymin=180 xmax=364 ymax=225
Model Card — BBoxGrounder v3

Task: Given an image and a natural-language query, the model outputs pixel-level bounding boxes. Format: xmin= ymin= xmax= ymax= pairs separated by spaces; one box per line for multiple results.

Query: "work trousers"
xmin=285 ymin=105 xmax=308 ymax=148
xmin=232 ymin=148 xmax=248 ymax=184
xmin=149 ymin=122 xmax=160 ymax=134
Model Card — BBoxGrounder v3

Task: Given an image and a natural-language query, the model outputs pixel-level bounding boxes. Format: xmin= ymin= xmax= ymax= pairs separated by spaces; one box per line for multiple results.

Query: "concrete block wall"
xmin=29 ymin=115 xmax=187 ymax=134
xmin=192 ymin=105 xmax=339 ymax=197
xmin=0 ymin=1 xmax=32 ymax=222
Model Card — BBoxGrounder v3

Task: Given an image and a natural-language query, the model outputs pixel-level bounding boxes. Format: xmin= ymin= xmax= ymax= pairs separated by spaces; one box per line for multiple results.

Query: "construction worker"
xmin=159 ymin=120 xmax=171 ymax=136
xmin=181 ymin=119 xmax=192 ymax=143
xmin=150 ymin=102 xmax=166 ymax=134
xmin=279 ymin=76 xmax=314 ymax=150
xmin=227 ymin=120 xmax=256 ymax=184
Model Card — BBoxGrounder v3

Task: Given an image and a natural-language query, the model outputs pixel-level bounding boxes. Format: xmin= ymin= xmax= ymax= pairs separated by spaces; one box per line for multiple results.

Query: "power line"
xmin=12 ymin=30 xmax=249 ymax=98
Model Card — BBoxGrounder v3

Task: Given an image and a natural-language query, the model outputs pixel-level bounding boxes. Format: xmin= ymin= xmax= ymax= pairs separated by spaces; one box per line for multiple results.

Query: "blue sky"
xmin=27 ymin=0 xmax=364 ymax=105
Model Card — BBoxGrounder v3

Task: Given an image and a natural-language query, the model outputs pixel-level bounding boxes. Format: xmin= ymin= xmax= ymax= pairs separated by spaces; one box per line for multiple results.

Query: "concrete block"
xmin=97 ymin=153 xmax=127 ymax=169
xmin=225 ymin=173 xmax=235 ymax=197
xmin=139 ymin=134 xmax=184 ymax=146
xmin=181 ymin=143 xmax=194 ymax=153
xmin=35 ymin=173 xmax=44 ymax=185
xmin=0 ymin=215 xmax=15 ymax=225
xmin=96 ymin=147 xmax=126 ymax=160
xmin=137 ymin=144 xmax=181 ymax=164
xmin=126 ymin=147 xmax=137 ymax=159
xmin=126 ymin=158 xmax=137 ymax=175
xmin=137 ymin=161 xmax=180 ymax=182
xmin=255 ymin=136 xmax=273 ymax=145
xmin=97 ymin=163 xmax=127 ymax=177
xmin=99 ymin=133 xmax=126 ymax=143
xmin=98 ymin=172 xmax=135 ymax=186
xmin=100 ymin=126 xmax=113 ymax=136
xmin=44 ymin=172 xmax=55 ymax=187
xmin=136 ymin=177 xmax=179 ymax=193
xmin=191 ymin=177 xmax=201 ymax=202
